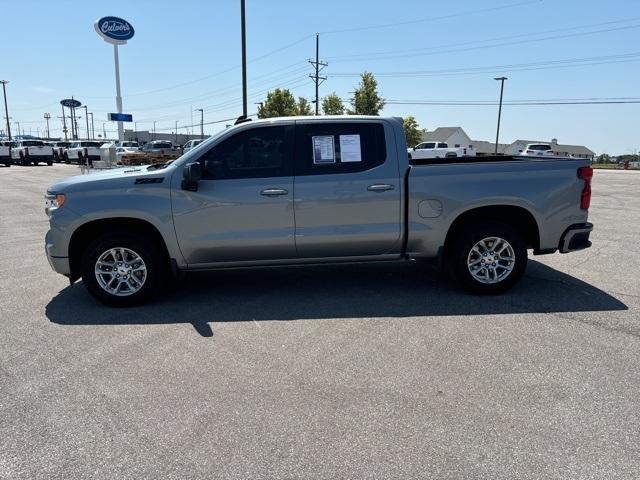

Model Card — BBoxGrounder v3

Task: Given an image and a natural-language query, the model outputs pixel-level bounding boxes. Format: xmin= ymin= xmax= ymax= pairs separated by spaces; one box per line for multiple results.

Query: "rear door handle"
xmin=367 ymin=184 xmax=395 ymax=192
xmin=260 ymin=188 xmax=289 ymax=196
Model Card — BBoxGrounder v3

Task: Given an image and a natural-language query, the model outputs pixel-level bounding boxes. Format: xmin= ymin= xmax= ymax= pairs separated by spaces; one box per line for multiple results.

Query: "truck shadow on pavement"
xmin=46 ymin=260 xmax=627 ymax=337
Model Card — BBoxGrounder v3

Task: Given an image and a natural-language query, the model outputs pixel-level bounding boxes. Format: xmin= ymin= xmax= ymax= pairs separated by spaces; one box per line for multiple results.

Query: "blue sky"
xmin=4 ymin=0 xmax=640 ymax=154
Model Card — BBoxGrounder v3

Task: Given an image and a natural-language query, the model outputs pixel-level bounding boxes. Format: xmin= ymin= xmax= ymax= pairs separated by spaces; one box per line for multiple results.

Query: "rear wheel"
xmin=81 ymin=231 xmax=168 ymax=307
xmin=447 ymin=221 xmax=527 ymax=295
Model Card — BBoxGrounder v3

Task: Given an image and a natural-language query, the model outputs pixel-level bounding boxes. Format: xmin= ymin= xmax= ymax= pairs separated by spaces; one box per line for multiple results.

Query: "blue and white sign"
xmin=108 ymin=113 xmax=133 ymax=122
xmin=94 ymin=16 xmax=135 ymax=45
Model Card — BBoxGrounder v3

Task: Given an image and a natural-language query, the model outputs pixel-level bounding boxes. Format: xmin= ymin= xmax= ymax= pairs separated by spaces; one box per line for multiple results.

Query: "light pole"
xmin=240 ymin=0 xmax=248 ymax=119
xmin=44 ymin=112 xmax=51 ymax=139
xmin=175 ymin=120 xmax=178 ymax=143
xmin=15 ymin=121 xmax=20 ymax=137
xmin=102 ymin=122 xmax=107 ymax=139
xmin=1 ymin=80 xmax=11 ymax=139
xmin=494 ymin=76 xmax=507 ymax=155
xmin=196 ymin=108 xmax=204 ymax=140
xmin=153 ymin=121 xmax=156 ymax=140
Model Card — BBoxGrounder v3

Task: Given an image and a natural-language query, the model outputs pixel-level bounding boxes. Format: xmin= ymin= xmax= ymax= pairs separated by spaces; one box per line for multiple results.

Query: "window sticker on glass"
xmin=339 ymin=134 xmax=362 ymax=162
xmin=312 ymin=135 xmax=335 ymax=164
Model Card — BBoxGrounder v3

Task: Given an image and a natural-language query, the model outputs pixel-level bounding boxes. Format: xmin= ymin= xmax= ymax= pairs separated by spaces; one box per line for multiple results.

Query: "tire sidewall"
xmin=449 ymin=221 xmax=527 ymax=295
xmin=81 ymin=231 xmax=166 ymax=307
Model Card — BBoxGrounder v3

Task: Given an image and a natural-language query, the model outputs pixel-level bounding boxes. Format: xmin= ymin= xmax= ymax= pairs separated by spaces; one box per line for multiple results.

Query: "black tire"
xmin=446 ymin=221 xmax=527 ymax=295
xmin=47 ymin=160 xmax=53 ymax=166
xmin=81 ymin=230 xmax=168 ymax=307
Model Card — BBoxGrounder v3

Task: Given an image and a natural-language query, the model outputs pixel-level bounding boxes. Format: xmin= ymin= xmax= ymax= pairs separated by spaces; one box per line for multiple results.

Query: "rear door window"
xmin=295 ymin=122 xmax=386 ymax=176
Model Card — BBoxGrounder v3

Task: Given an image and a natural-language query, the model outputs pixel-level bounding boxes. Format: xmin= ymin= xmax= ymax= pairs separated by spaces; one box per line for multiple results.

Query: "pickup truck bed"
xmin=45 ymin=116 xmax=593 ymax=306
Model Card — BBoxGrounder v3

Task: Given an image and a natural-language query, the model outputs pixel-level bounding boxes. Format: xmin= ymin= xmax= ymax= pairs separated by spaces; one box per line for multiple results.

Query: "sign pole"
xmin=113 ymin=44 xmax=124 ymax=142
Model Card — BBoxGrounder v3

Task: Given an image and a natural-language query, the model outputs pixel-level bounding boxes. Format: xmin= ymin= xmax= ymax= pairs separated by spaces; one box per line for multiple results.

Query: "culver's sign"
xmin=94 ymin=16 xmax=135 ymax=45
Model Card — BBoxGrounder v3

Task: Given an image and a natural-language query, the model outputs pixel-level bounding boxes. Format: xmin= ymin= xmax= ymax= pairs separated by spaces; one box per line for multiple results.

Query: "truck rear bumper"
xmin=559 ymin=222 xmax=593 ymax=253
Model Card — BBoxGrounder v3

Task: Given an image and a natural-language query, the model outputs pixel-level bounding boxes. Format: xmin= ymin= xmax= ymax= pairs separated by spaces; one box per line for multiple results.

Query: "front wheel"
xmin=447 ymin=221 xmax=527 ymax=295
xmin=81 ymin=231 xmax=167 ymax=307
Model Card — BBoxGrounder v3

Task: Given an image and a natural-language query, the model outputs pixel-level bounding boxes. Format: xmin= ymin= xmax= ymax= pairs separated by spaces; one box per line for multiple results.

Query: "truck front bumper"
xmin=559 ymin=222 xmax=593 ymax=253
xmin=45 ymin=230 xmax=70 ymax=276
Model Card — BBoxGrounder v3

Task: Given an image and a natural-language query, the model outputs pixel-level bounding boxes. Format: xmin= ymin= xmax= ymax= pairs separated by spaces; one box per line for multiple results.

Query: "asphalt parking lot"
xmin=1 ymin=163 xmax=639 ymax=479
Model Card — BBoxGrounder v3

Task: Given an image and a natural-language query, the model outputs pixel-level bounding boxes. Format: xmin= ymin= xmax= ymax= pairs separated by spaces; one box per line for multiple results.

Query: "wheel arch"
xmin=444 ymin=205 xmax=540 ymax=253
xmin=68 ymin=217 xmax=171 ymax=283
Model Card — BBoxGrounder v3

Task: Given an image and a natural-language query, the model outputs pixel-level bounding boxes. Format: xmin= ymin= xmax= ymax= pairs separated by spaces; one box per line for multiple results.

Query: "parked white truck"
xmin=65 ymin=141 xmax=104 ymax=164
xmin=408 ymin=141 xmax=475 ymax=160
xmin=11 ymin=140 xmax=54 ymax=166
xmin=0 ymin=140 xmax=13 ymax=166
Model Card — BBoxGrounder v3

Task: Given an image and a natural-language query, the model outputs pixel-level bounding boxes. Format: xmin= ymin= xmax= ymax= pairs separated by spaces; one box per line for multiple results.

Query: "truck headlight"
xmin=45 ymin=192 xmax=65 ymax=215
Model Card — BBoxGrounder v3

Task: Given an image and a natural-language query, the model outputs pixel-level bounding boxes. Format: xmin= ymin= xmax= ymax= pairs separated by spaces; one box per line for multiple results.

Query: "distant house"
xmin=503 ymin=138 xmax=595 ymax=159
xmin=421 ymin=126 xmax=594 ymax=159
xmin=420 ymin=127 xmax=474 ymax=149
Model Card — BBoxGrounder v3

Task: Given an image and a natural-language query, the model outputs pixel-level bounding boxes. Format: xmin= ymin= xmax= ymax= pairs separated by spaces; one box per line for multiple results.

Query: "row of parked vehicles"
xmin=407 ymin=142 xmax=560 ymax=160
xmin=0 ymin=138 xmax=206 ymax=167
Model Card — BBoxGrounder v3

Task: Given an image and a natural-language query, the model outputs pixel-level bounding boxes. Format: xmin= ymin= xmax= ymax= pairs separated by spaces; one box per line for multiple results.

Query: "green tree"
xmin=596 ymin=154 xmax=611 ymax=164
xmin=257 ymin=89 xmax=298 ymax=118
xmin=348 ymin=72 xmax=385 ymax=115
xmin=296 ymin=97 xmax=313 ymax=116
xmin=403 ymin=116 xmax=422 ymax=147
xmin=322 ymin=92 xmax=345 ymax=115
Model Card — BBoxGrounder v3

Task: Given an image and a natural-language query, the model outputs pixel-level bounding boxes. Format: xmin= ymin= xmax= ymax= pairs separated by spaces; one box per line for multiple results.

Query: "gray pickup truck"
xmin=45 ymin=116 xmax=593 ymax=306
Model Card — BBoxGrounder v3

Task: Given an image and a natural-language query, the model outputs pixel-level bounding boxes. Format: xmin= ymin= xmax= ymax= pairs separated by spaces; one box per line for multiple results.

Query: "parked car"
xmin=65 ymin=141 xmax=103 ymax=164
xmin=0 ymin=140 xmax=13 ymax=166
xmin=51 ymin=141 xmax=71 ymax=163
xmin=115 ymin=146 xmax=144 ymax=164
xmin=11 ymin=140 xmax=54 ymax=165
xmin=139 ymin=140 xmax=176 ymax=155
xmin=45 ymin=116 xmax=593 ymax=306
xmin=116 ymin=141 xmax=140 ymax=149
xmin=519 ymin=144 xmax=556 ymax=157
xmin=408 ymin=141 xmax=475 ymax=160
xmin=182 ymin=139 xmax=204 ymax=153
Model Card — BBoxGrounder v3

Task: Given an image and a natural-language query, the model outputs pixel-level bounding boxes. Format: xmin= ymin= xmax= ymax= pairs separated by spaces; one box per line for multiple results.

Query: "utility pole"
xmin=494 ymin=76 xmax=507 ymax=155
xmin=43 ymin=112 xmax=51 ymax=139
xmin=60 ymin=105 xmax=68 ymax=141
xmin=15 ymin=121 xmax=20 ymax=137
xmin=240 ymin=0 xmax=248 ymax=119
xmin=89 ymin=112 xmax=95 ymax=140
xmin=153 ymin=121 xmax=156 ymax=140
xmin=83 ymin=106 xmax=90 ymax=140
xmin=196 ymin=109 xmax=204 ymax=140
xmin=1 ymin=80 xmax=11 ymax=139
xmin=75 ymin=116 xmax=82 ymax=140
xmin=175 ymin=120 xmax=178 ymax=143
xmin=308 ymin=34 xmax=328 ymax=115
xmin=102 ymin=122 xmax=107 ymax=139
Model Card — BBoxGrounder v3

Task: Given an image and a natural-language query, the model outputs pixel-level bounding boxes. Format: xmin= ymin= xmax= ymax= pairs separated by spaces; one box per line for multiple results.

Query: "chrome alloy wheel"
xmin=467 ymin=236 xmax=515 ymax=284
xmin=94 ymin=247 xmax=147 ymax=296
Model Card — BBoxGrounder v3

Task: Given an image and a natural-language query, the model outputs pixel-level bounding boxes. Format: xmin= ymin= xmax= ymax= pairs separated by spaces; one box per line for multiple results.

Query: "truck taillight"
xmin=578 ymin=166 xmax=593 ymax=210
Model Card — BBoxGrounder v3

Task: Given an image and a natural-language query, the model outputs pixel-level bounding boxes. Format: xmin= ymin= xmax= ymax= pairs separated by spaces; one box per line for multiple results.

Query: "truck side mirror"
xmin=182 ymin=162 xmax=202 ymax=191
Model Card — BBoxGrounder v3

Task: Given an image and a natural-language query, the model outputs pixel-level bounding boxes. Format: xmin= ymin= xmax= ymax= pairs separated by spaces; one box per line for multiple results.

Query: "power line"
xmin=327 ymin=23 xmax=640 ymax=64
xmin=329 ymin=52 xmax=640 ymax=78
xmin=319 ymin=0 xmax=541 ymax=35
xmin=325 ymin=16 xmax=640 ymax=61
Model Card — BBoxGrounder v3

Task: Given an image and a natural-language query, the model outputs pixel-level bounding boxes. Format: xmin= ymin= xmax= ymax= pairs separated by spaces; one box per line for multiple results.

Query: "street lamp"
xmin=1 ymin=80 xmax=11 ymax=139
xmin=494 ymin=76 xmax=507 ymax=155
xmin=195 ymin=108 xmax=204 ymax=140
xmin=83 ymin=106 xmax=90 ymax=140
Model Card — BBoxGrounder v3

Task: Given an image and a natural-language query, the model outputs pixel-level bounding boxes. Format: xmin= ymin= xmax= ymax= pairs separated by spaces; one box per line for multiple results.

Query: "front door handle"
xmin=260 ymin=188 xmax=289 ymax=196
xmin=367 ymin=184 xmax=395 ymax=192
